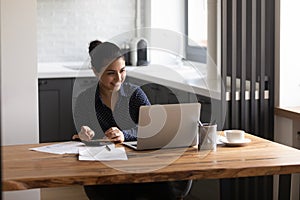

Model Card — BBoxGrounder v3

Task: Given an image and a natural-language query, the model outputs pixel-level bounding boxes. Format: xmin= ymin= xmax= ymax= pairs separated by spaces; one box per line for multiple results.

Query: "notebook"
xmin=123 ymin=103 xmax=201 ymax=150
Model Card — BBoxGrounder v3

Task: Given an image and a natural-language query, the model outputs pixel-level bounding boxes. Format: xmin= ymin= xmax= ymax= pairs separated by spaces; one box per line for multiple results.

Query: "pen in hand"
xmin=105 ymin=145 xmax=111 ymax=151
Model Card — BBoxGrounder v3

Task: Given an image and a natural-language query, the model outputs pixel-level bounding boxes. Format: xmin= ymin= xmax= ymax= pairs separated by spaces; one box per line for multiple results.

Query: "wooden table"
xmin=274 ymin=106 xmax=300 ymax=199
xmin=3 ymin=133 xmax=300 ymax=191
xmin=275 ymin=106 xmax=300 ymax=120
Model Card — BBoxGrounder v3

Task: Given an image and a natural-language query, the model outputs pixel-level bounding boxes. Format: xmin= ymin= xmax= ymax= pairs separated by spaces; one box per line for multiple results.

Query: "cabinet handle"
xmin=297 ymin=131 xmax=300 ymax=135
xmin=38 ymin=80 xmax=48 ymax=86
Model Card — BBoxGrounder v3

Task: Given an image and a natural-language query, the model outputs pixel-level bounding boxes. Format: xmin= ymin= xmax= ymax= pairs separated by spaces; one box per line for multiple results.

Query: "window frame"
xmin=184 ymin=0 xmax=207 ymax=63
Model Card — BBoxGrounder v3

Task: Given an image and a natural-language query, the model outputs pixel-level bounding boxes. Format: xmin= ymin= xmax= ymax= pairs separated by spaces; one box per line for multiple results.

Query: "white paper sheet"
xmin=29 ymin=141 xmax=84 ymax=154
xmin=78 ymin=144 xmax=128 ymax=161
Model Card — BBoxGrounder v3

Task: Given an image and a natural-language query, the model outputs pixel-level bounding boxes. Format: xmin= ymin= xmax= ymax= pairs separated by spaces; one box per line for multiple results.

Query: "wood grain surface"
xmin=3 ymin=133 xmax=300 ymax=191
xmin=275 ymin=106 xmax=300 ymax=120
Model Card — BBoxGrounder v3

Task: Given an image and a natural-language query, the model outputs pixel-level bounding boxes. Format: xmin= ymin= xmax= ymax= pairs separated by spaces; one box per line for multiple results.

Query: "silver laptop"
xmin=123 ymin=103 xmax=201 ymax=150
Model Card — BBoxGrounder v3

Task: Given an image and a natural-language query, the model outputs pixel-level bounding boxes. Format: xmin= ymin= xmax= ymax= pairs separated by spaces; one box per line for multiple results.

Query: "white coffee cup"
xmin=224 ymin=130 xmax=245 ymax=143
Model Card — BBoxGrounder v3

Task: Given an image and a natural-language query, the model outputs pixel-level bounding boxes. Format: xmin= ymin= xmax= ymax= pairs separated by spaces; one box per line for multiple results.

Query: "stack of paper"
xmin=30 ymin=141 xmax=128 ymax=161
xmin=78 ymin=144 xmax=128 ymax=161
xmin=30 ymin=141 xmax=83 ymax=154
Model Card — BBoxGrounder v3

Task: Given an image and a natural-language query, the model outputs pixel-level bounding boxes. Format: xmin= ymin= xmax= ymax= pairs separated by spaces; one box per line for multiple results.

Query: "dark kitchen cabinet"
xmin=38 ymin=78 xmax=76 ymax=142
xmin=126 ymin=76 xmax=213 ymax=123
xmin=38 ymin=77 xmax=98 ymax=143
xmin=126 ymin=77 xmax=191 ymax=104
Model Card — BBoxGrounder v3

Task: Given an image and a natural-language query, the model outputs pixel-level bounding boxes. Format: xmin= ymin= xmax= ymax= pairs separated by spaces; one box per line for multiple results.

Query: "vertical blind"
xmin=220 ymin=0 xmax=275 ymax=199
xmin=221 ymin=0 xmax=274 ymax=138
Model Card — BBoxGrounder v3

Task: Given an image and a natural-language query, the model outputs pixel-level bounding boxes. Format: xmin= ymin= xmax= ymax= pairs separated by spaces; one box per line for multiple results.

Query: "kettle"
xmin=130 ymin=38 xmax=150 ymax=66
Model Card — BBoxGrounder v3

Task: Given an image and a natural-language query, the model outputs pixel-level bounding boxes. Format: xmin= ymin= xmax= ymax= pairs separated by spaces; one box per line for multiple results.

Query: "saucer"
xmin=220 ymin=137 xmax=251 ymax=147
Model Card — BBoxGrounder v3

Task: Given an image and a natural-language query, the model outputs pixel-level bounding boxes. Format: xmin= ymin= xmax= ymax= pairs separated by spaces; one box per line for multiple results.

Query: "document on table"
xmin=78 ymin=144 xmax=128 ymax=161
xmin=29 ymin=141 xmax=84 ymax=154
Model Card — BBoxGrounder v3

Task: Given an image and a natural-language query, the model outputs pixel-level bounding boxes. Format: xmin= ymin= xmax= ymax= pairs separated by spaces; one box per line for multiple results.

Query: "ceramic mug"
xmin=224 ymin=130 xmax=245 ymax=143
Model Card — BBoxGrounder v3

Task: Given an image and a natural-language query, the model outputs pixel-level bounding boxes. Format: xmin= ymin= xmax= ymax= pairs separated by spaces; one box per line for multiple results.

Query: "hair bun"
xmin=89 ymin=41 xmax=123 ymax=72
xmin=88 ymin=40 xmax=102 ymax=54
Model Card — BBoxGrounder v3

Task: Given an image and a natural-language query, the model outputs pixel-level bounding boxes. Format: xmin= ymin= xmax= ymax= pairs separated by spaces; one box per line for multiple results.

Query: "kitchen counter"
xmin=38 ymin=62 xmax=95 ymax=78
xmin=38 ymin=62 xmax=269 ymax=101
xmin=125 ymin=64 xmax=220 ymax=98
xmin=38 ymin=62 xmax=221 ymax=99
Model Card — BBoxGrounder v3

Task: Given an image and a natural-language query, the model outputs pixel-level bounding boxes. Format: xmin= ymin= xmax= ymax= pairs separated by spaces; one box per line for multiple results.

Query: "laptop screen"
xmin=135 ymin=103 xmax=201 ymax=150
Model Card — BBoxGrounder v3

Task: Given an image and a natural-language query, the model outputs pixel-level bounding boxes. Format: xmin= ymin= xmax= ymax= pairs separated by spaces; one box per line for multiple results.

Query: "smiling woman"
xmin=73 ymin=40 xmax=150 ymax=143
xmin=72 ymin=40 xmax=183 ymax=200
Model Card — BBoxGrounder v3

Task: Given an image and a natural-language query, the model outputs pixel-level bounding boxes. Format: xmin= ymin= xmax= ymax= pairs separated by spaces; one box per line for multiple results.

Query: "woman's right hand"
xmin=78 ymin=126 xmax=95 ymax=141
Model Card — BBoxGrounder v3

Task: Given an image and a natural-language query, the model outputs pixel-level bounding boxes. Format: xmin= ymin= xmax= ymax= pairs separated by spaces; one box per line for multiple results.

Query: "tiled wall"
xmin=37 ymin=0 xmax=136 ymax=62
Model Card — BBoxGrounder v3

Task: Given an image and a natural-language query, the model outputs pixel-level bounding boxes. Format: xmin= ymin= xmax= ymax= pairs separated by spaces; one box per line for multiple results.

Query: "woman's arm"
xmin=121 ymin=87 xmax=151 ymax=141
xmin=129 ymin=87 xmax=151 ymax=123
xmin=73 ymin=87 xmax=104 ymax=140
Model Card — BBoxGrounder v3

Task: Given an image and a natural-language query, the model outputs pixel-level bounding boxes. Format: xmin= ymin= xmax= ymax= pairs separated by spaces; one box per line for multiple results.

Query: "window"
xmin=185 ymin=0 xmax=208 ymax=63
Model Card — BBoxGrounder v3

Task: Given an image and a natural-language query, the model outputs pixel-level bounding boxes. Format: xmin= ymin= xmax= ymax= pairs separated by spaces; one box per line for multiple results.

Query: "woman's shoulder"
xmin=123 ymin=81 xmax=139 ymax=89
xmin=122 ymin=82 xmax=142 ymax=93
xmin=122 ymin=82 xmax=150 ymax=104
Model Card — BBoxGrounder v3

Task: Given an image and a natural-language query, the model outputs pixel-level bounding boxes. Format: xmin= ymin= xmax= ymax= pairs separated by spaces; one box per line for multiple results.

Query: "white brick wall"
xmin=37 ymin=0 xmax=136 ymax=62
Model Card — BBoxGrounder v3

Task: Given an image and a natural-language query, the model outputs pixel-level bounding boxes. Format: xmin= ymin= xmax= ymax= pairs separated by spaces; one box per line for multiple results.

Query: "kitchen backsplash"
xmin=37 ymin=0 xmax=138 ymax=63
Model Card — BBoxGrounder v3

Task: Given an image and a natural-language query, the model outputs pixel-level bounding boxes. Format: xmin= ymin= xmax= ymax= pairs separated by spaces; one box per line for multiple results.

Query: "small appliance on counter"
xmin=121 ymin=43 xmax=132 ymax=66
xmin=130 ymin=37 xmax=150 ymax=66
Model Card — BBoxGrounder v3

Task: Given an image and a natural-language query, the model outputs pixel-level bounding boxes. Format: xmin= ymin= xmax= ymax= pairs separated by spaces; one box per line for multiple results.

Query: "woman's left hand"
xmin=104 ymin=127 xmax=125 ymax=143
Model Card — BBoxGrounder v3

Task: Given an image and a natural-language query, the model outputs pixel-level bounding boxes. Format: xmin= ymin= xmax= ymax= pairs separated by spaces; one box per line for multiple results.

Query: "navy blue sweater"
xmin=73 ymin=81 xmax=150 ymax=141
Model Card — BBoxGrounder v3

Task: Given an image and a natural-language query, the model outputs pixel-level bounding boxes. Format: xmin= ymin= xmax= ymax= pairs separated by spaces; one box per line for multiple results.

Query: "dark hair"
xmin=88 ymin=40 xmax=124 ymax=72
xmin=88 ymin=40 xmax=102 ymax=54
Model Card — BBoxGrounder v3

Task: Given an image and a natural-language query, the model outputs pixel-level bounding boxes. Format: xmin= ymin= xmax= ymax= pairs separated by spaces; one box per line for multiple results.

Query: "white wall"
xmin=1 ymin=0 xmax=40 ymax=199
xmin=37 ymin=0 xmax=187 ymax=65
xmin=37 ymin=0 xmax=136 ymax=62
xmin=278 ymin=0 xmax=300 ymax=107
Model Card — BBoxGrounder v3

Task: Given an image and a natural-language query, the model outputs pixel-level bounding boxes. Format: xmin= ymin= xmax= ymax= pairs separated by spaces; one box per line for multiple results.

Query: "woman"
xmin=73 ymin=40 xmax=177 ymax=200
xmin=74 ymin=40 xmax=150 ymax=142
